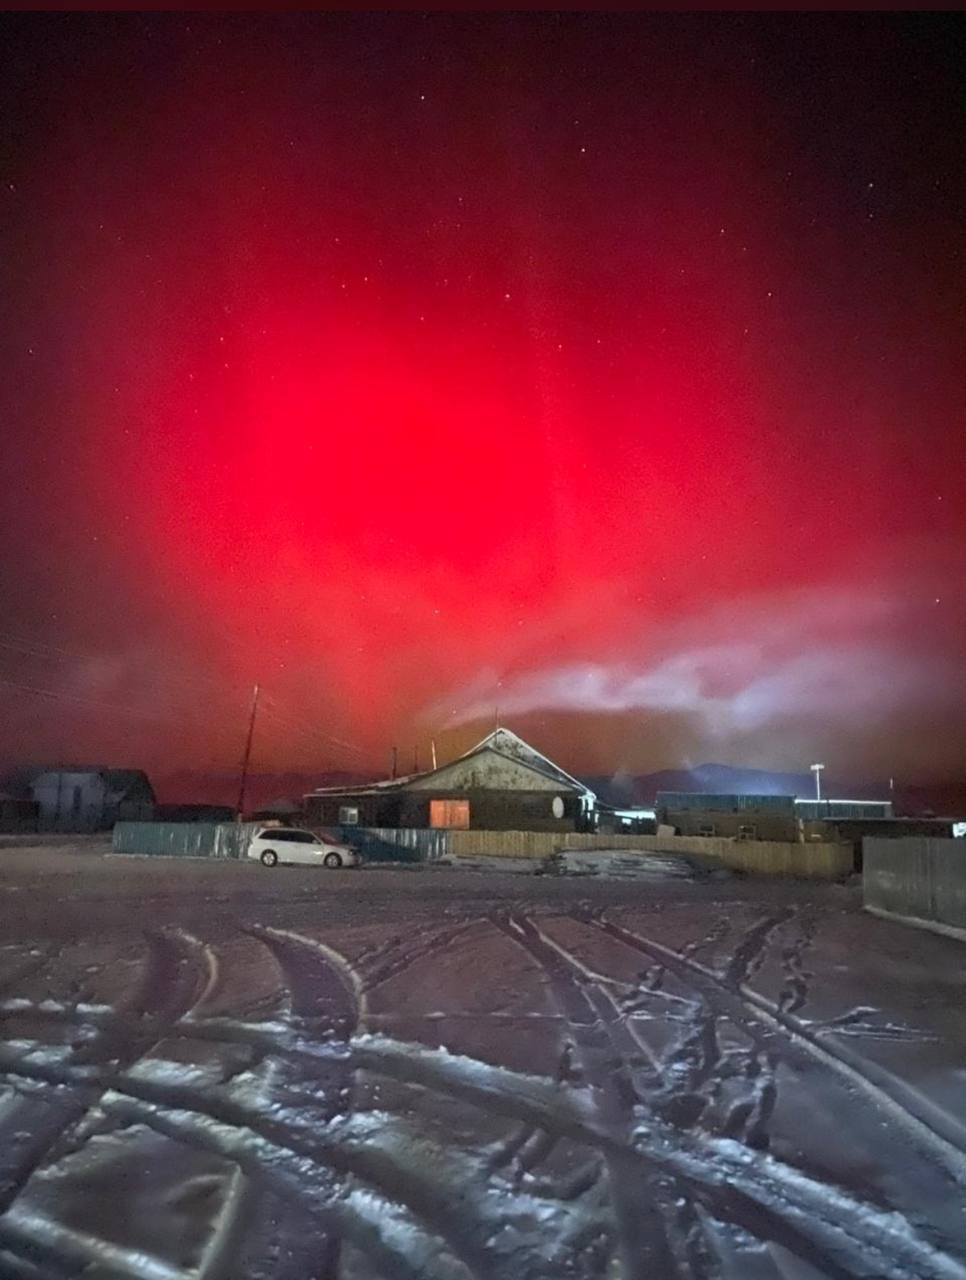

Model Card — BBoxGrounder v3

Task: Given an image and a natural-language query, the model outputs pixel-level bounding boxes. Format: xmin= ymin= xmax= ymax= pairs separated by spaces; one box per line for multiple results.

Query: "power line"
xmin=0 ymin=669 xmax=362 ymax=760
xmin=258 ymin=696 xmax=364 ymax=757
xmin=0 ymin=676 xmax=187 ymax=723
xmin=0 ymin=634 xmax=238 ymax=700
xmin=0 ymin=662 xmax=258 ymax=744
xmin=0 ymin=631 xmax=367 ymax=762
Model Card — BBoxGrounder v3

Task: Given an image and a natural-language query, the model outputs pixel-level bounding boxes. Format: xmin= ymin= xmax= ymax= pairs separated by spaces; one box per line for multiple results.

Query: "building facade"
xmin=305 ymin=728 xmax=597 ymax=832
xmin=655 ymin=792 xmax=800 ymax=840
xmin=19 ymin=768 xmax=156 ymax=831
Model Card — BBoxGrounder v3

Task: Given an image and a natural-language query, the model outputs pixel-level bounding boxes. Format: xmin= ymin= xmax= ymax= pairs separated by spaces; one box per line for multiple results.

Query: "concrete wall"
xmin=864 ymin=838 xmax=966 ymax=934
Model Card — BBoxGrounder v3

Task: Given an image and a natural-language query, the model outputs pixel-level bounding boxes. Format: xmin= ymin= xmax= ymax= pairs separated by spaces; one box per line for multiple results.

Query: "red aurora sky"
xmin=2 ymin=14 xmax=965 ymax=786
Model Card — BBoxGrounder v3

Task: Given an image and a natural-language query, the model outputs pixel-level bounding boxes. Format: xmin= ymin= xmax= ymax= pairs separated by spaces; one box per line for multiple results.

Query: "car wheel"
xmin=323 ymin=851 xmax=343 ymax=868
xmin=260 ymin=849 xmax=278 ymax=867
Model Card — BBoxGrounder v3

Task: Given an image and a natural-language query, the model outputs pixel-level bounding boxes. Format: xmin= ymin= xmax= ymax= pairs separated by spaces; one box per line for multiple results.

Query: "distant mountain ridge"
xmin=582 ymin=763 xmax=887 ymax=809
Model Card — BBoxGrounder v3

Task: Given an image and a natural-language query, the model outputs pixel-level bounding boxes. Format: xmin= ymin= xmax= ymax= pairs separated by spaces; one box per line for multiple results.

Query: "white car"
xmin=248 ymin=826 xmax=360 ymax=869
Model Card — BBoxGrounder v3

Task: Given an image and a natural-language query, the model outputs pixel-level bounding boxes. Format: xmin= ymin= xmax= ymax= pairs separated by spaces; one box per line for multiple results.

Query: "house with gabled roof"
xmin=304 ymin=728 xmax=597 ymax=832
xmin=3 ymin=765 xmax=155 ymax=831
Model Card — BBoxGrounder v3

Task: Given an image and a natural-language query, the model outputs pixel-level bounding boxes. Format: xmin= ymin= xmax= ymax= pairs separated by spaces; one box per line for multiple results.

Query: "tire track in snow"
xmin=4 ymin=1008 xmax=966 ymax=1280
xmin=0 ymin=929 xmax=213 ymax=1216
xmin=359 ymin=920 xmax=483 ymax=994
xmin=492 ymin=911 xmax=681 ymax=1280
xmin=588 ymin=912 xmax=966 ymax=1192
xmin=236 ymin=926 xmax=364 ymax=1280
xmin=0 ymin=929 xmax=217 ymax=1277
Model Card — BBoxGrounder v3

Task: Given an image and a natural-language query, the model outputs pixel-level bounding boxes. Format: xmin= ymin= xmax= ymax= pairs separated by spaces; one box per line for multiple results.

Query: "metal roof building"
xmin=305 ymin=728 xmax=597 ymax=832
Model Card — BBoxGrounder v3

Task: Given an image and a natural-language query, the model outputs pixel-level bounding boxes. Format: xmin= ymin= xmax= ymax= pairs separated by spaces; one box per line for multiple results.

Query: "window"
xmin=737 ymin=824 xmax=757 ymax=841
xmin=430 ymin=799 xmax=470 ymax=829
xmin=270 ymin=830 xmax=316 ymax=843
xmin=339 ymin=805 xmax=360 ymax=825
xmin=698 ymin=823 xmax=716 ymax=837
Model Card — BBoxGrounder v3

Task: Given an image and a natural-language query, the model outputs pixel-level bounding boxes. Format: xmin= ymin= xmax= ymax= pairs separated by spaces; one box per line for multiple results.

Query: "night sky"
xmin=2 ymin=13 xmax=965 ymax=789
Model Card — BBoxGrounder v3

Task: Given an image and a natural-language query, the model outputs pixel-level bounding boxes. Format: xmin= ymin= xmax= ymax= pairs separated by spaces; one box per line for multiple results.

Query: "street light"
xmin=810 ymin=763 xmax=825 ymax=802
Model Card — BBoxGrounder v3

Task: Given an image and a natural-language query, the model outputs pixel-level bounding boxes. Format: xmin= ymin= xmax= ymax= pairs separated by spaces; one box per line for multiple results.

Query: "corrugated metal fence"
xmin=334 ymin=826 xmax=448 ymax=863
xmin=113 ymin=822 xmax=259 ymax=859
xmin=864 ymin=837 xmax=966 ymax=933
xmin=111 ymin=822 xmax=446 ymax=863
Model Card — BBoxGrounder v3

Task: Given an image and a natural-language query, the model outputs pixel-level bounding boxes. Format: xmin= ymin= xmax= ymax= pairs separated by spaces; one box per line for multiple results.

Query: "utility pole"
xmin=391 ymin=746 xmax=398 ymax=780
xmin=237 ymin=684 xmax=260 ymax=819
xmin=412 ymin=745 xmax=419 ymax=774
xmin=431 ymin=738 xmax=438 ymax=770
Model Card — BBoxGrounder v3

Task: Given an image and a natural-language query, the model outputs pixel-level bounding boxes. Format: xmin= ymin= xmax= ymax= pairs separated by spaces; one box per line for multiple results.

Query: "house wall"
xmin=398 ymin=789 xmax=580 ymax=831
xmin=31 ymin=771 xmax=109 ymax=831
xmin=665 ymin=809 xmax=801 ymax=842
xmin=306 ymin=783 xmax=585 ymax=831
xmin=29 ymin=771 xmax=154 ymax=831
xmin=657 ymin=792 xmax=795 ymax=815
xmin=306 ymin=792 xmax=406 ymax=829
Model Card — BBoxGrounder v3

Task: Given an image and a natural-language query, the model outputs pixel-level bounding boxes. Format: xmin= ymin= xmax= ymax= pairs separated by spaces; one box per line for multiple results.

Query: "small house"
xmin=10 ymin=767 xmax=156 ymax=831
xmin=305 ymin=728 xmax=597 ymax=832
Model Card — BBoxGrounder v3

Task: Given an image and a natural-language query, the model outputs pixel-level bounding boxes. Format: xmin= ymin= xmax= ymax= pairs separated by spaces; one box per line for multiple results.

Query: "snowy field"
xmin=1 ymin=847 xmax=965 ymax=1280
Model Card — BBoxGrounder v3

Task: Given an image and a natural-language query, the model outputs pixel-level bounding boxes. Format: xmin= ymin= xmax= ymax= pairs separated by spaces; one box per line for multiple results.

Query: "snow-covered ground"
xmin=1 ymin=847 xmax=965 ymax=1279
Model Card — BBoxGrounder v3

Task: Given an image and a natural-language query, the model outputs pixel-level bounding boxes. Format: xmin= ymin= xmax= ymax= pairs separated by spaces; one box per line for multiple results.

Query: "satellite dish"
xmin=552 ymin=796 xmax=565 ymax=819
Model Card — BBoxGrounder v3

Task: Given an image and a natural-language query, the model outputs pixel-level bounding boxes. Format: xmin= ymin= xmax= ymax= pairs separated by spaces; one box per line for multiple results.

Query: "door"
xmin=430 ymin=799 xmax=470 ymax=829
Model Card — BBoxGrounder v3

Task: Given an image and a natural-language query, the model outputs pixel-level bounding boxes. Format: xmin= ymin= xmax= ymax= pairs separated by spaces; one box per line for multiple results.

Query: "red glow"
xmin=7 ymin=16 xmax=966 ymax=780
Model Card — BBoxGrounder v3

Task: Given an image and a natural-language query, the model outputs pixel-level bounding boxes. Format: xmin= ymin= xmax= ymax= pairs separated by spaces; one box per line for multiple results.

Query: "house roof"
xmin=305 ymin=728 xmax=594 ymax=801
xmin=305 ymin=771 xmax=422 ymax=799
xmin=98 ymin=769 xmax=153 ymax=798
xmin=456 ymin=728 xmax=593 ymax=796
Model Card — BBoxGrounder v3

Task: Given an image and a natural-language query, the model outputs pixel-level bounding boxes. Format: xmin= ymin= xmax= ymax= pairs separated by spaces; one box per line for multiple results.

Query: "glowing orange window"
xmin=430 ymin=799 xmax=470 ymax=829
